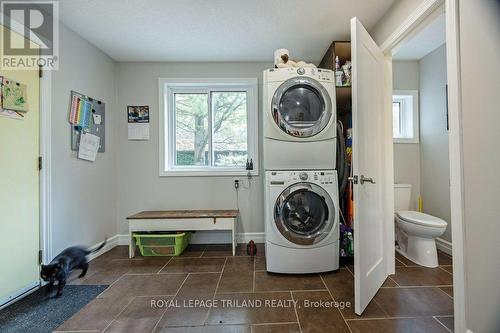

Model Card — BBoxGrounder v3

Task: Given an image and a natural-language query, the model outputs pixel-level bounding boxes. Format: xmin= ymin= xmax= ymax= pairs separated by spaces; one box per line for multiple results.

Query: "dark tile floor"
xmin=56 ymin=245 xmax=454 ymax=333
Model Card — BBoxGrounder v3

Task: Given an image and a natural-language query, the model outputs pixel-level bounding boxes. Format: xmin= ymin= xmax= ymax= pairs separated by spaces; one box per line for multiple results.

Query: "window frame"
xmin=392 ymin=90 xmax=419 ymax=144
xmin=159 ymin=78 xmax=259 ymax=177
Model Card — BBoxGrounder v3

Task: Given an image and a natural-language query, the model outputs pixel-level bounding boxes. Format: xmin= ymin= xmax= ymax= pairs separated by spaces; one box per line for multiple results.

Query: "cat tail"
xmin=89 ymin=236 xmax=108 ymax=254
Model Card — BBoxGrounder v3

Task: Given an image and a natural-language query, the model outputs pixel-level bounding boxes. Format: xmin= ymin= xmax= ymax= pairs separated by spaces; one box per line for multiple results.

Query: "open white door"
xmin=0 ymin=25 xmax=41 ymax=306
xmin=351 ymin=17 xmax=394 ymax=315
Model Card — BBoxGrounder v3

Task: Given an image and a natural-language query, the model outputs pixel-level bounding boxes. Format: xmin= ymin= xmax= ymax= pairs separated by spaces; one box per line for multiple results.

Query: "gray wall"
xmin=115 ymin=62 xmax=271 ymax=237
xmin=459 ymin=0 xmax=500 ymax=331
xmin=50 ymin=24 xmax=116 ymax=255
xmin=419 ymin=44 xmax=451 ymax=241
xmin=392 ymin=61 xmax=420 ymax=209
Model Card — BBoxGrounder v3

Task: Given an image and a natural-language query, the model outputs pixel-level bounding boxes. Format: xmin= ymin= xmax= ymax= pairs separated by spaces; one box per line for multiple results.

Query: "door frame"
xmin=40 ymin=69 xmax=52 ymax=265
xmin=0 ymin=16 xmax=53 ymax=306
xmin=379 ymin=0 xmax=467 ymax=331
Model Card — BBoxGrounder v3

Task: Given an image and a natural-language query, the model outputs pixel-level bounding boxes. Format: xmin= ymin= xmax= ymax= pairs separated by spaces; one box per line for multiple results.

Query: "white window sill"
xmin=160 ymin=169 xmax=259 ymax=177
xmin=394 ymin=138 xmax=419 ymax=144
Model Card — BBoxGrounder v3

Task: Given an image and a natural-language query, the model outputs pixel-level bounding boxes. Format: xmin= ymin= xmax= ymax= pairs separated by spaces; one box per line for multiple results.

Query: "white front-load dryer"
xmin=265 ymin=170 xmax=340 ymax=273
xmin=263 ymin=68 xmax=336 ymax=170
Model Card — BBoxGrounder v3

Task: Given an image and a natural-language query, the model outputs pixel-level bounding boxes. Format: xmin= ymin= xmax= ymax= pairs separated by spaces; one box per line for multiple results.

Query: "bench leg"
xmin=129 ymin=231 xmax=135 ymax=258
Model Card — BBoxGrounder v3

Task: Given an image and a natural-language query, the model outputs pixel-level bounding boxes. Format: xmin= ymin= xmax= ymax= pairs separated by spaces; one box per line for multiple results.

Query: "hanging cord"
xmin=234 ymin=174 xmax=253 ymax=243
xmin=234 ymin=173 xmax=253 ymax=214
xmin=338 ymin=204 xmax=347 ymax=225
xmin=336 ymin=121 xmax=349 ymax=198
xmin=235 ymin=184 xmax=240 ymax=210
xmin=239 ymin=172 xmax=252 ymax=189
xmin=234 ymin=181 xmax=240 ymax=239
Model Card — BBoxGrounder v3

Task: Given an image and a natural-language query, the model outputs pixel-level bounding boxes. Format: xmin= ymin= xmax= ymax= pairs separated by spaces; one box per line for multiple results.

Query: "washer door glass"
xmin=274 ymin=183 xmax=335 ymax=245
xmin=272 ymin=77 xmax=332 ymax=138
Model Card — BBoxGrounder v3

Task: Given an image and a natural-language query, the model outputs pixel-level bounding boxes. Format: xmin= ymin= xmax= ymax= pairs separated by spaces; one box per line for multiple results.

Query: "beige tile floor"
xmin=56 ymin=245 xmax=454 ymax=333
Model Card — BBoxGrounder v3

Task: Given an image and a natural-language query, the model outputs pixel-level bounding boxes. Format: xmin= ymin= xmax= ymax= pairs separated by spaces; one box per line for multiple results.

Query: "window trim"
xmin=392 ymin=90 xmax=419 ymax=144
xmin=159 ymin=78 xmax=259 ymax=177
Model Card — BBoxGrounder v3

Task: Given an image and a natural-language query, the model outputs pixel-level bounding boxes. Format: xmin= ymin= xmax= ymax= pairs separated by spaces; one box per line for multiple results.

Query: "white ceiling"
xmin=393 ymin=13 xmax=446 ymax=60
xmin=58 ymin=0 xmax=395 ymax=63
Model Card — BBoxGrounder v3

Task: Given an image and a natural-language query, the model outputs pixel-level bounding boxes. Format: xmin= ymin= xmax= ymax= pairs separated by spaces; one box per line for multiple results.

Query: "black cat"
xmin=40 ymin=237 xmax=107 ymax=297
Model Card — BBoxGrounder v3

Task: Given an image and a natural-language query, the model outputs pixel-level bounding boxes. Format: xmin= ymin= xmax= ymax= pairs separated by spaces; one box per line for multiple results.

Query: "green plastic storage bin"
xmin=133 ymin=232 xmax=191 ymax=256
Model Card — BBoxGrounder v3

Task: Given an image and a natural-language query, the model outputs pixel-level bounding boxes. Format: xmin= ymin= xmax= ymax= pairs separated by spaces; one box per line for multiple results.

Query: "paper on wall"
xmin=92 ymin=113 xmax=102 ymax=125
xmin=78 ymin=132 xmax=100 ymax=162
xmin=127 ymin=105 xmax=150 ymax=140
xmin=128 ymin=122 xmax=150 ymax=140
xmin=69 ymin=95 xmax=92 ymax=128
xmin=0 ymin=76 xmax=23 ymax=120
xmin=1 ymin=78 xmax=29 ymax=112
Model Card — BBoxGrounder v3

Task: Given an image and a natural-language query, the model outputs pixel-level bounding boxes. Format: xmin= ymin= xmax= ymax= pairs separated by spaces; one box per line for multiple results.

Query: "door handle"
xmin=348 ymin=175 xmax=358 ymax=184
xmin=360 ymin=175 xmax=376 ymax=184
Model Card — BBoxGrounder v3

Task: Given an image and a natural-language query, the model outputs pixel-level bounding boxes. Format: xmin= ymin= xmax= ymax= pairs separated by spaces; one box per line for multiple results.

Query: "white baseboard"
xmin=87 ymin=234 xmax=121 ymax=261
xmin=117 ymin=234 xmax=130 ymax=246
xmin=436 ymin=237 xmax=453 ymax=256
xmin=112 ymin=231 xmax=266 ymax=247
xmin=237 ymin=232 xmax=265 ymax=243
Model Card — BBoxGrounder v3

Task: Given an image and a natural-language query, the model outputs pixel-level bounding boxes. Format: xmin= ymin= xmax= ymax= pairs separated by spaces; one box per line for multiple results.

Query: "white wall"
xmin=373 ymin=0 xmax=427 ymax=212
xmin=392 ymin=61 xmax=420 ymax=209
xmin=419 ymin=44 xmax=451 ymax=241
xmin=370 ymin=0 xmax=426 ymax=45
xmin=458 ymin=0 xmax=500 ymax=331
xmin=115 ymin=62 xmax=271 ymax=238
xmin=50 ymin=24 xmax=116 ymax=255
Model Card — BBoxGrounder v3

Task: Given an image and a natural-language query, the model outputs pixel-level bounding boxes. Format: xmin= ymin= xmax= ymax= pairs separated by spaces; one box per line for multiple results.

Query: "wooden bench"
xmin=126 ymin=209 xmax=239 ymax=258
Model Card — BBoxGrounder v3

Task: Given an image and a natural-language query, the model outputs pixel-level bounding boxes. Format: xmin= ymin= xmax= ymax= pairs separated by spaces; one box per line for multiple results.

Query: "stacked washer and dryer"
xmin=263 ymin=67 xmax=340 ymax=274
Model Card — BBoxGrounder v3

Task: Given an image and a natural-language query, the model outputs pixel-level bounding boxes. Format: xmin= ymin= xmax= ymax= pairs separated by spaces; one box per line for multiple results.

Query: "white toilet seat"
xmin=396 ymin=210 xmax=447 ymax=228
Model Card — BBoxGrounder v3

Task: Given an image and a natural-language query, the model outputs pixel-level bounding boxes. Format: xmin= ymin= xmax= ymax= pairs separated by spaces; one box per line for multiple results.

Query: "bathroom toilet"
xmin=394 ymin=184 xmax=447 ymax=268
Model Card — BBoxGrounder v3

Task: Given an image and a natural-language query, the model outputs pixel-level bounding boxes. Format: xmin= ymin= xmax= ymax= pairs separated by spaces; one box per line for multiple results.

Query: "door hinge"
xmin=38 ymin=156 xmax=42 ymax=170
xmin=38 ymin=250 xmax=43 ymax=265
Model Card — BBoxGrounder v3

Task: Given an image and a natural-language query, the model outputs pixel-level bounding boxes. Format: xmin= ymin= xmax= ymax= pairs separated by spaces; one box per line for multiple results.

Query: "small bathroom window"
xmin=392 ymin=90 xmax=419 ymax=143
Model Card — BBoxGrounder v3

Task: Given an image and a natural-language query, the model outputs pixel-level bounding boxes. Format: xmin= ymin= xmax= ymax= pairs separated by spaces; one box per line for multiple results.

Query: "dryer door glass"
xmin=275 ymin=183 xmax=335 ymax=245
xmin=272 ymin=77 xmax=332 ymax=138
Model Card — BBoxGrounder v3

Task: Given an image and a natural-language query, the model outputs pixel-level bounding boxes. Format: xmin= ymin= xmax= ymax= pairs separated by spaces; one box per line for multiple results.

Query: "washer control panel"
xmin=269 ymin=171 xmax=335 ymax=185
xmin=267 ymin=67 xmax=332 ymax=82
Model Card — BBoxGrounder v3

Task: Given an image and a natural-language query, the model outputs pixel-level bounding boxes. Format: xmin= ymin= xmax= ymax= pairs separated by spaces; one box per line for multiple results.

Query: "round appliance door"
xmin=272 ymin=77 xmax=332 ymax=138
xmin=274 ymin=183 xmax=336 ymax=246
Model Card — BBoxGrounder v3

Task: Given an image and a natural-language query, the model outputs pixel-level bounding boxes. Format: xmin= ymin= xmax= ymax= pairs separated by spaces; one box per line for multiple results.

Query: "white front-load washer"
xmin=263 ymin=67 xmax=336 ymax=170
xmin=265 ymin=170 xmax=340 ymax=273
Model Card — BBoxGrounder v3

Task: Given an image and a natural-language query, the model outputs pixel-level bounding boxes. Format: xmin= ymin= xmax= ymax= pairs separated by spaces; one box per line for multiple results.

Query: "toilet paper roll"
xmin=274 ymin=48 xmax=289 ymax=66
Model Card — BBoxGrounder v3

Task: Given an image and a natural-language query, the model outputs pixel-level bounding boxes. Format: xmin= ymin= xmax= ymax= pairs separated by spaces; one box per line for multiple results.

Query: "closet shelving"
xmin=320 ymin=41 xmax=353 ymax=264
xmin=320 ymin=41 xmax=352 ymax=125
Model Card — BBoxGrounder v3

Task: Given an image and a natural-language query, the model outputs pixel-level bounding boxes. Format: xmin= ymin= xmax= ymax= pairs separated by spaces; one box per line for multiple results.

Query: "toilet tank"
xmin=394 ymin=184 xmax=412 ymax=211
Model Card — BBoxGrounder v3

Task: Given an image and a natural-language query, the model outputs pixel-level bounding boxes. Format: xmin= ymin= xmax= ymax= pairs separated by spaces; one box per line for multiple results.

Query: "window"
xmin=392 ymin=90 xmax=419 ymax=143
xmin=160 ymin=78 xmax=258 ymax=176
